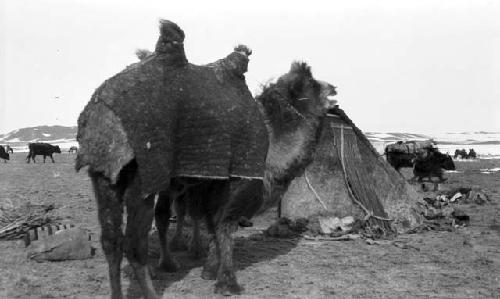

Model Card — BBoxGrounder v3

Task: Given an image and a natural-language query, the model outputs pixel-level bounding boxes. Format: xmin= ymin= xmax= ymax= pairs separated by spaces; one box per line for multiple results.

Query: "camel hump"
xmin=158 ymin=19 xmax=185 ymax=43
xmin=155 ymin=20 xmax=188 ymax=65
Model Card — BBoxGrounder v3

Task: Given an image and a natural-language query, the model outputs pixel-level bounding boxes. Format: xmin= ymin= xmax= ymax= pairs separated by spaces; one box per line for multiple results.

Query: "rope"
xmin=337 ymin=124 xmax=394 ymax=223
xmin=304 ymin=172 xmax=329 ymax=211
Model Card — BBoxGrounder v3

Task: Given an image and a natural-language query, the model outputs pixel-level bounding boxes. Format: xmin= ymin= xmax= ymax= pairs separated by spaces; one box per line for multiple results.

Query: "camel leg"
xmin=201 ymin=216 xmax=219 ymax=280
xmin=154 ymin=190 xmax=179 ymax=272
xmin=170 ymin=195 xmax=188 ymax=251
xmin=124 ymin=175 xmax=158 ymax=299
xmin=90 ymin=173 xmax=125 ymax=299
xmin=189 ymin=218 xmax=206 ymax=259
xmin=214 ymin=220 xmax=242 ymax=295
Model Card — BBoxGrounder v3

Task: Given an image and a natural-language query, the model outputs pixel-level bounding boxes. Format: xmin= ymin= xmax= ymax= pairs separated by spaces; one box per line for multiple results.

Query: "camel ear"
xmin=135 ymin=49 xmax=152 ymax=61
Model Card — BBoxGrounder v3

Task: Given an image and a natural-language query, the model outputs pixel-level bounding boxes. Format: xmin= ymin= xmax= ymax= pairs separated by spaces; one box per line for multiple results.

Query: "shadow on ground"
xmin=123 ymin=223 xmax=300 ymax=298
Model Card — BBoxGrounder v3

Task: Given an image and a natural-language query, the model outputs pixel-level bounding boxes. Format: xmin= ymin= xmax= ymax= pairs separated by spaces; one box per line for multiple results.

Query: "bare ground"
xmin=0 ymin=153 xmax=499 ymax=298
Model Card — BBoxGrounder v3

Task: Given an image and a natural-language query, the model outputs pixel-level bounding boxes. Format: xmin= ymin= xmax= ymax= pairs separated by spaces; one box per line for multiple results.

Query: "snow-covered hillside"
xmin=366 ymin=131 xmax=500 ymax=158
xmin=1 ymin=126 xmax=499 ymax=156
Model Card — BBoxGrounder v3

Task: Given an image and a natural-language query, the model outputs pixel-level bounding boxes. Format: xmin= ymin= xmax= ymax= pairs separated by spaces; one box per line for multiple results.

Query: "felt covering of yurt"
xmin=280 ymin=107 xmax=423 ymax=232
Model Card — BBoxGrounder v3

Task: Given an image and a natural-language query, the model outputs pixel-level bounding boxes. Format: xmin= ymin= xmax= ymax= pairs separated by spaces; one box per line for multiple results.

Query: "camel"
xmin=76 ymin=20 xmax=337 ymax=299
xmin=153 ymin=61 xmax=337 ymax=296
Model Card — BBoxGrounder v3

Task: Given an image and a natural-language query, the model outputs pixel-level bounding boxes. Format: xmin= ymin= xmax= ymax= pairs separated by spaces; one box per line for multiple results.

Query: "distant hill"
xmin=1 ymin=125 xmax=498 ymax=153
xmin=0 ymin=125 xmax=77 ymax=143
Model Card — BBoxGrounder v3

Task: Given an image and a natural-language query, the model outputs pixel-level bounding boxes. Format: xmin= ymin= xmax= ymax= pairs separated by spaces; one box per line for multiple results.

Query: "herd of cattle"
xmin=454 ymin=148 xmax=477 ymax=159
xmin=0 ymin=143 xmax=78 ymax=163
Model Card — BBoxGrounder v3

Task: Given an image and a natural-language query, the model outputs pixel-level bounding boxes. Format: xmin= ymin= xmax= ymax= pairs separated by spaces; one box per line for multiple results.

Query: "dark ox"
xmin=384 ymin=151 xmax=415 ymax=172
xmin=26 ymin=143 xmax=61 ymax=163
xmin=384 ymin=140 xmax=436 ymax=173
xmin=4 ymin=145 xmax=13 ymax=154
xmin=411 ymin=151 xmax=455 ymax=191
xmin=0 ymin=146 xmax=9 ymax=163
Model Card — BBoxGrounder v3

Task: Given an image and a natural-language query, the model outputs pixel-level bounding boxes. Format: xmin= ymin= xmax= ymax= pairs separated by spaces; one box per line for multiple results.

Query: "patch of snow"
xmin=480 ymin=168 xmax=500 ymax=173
xmin=369 ymin=133 xmax=394 ymax=139
xmin=42 ymin=133 xmax=52 ymax=137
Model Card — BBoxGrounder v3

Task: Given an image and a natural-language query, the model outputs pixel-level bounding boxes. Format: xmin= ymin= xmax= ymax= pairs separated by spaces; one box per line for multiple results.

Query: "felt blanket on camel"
xmin=76 ymin=52 xmax=268 ymax=195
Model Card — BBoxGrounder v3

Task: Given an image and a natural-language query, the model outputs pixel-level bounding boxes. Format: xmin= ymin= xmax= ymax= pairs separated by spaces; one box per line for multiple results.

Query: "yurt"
xmin=280 ymin=107 xmax=423 ymax=232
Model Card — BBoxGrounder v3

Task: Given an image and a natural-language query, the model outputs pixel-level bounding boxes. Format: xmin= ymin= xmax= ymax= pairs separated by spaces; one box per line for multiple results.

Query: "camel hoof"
xmin=238 ymin=217 xmax=253 ymax=227
xmin=157 ymin=258 xmax=180 ymax=272
xmin=214 ymin=280 xmax=243 ymax=296
xmin=169 ymin=236 xmax=188 ymax=252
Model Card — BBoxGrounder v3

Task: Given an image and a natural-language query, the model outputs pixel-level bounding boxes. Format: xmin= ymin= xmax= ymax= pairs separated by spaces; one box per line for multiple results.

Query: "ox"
xmin=0 ymin=146 xmax=9 ymax=162
xmin=385 ymin=140 xmax=436 ymax=172
xmin=68 ymin=146 xmax=79 ymax=154
xmin=454 ymin=148 xmax=468 ymax=159
xmin=4 ymin=145 xmax=13 ymax=154
xmin=468 ymin=148 xmax=477 ymax=159
xmin=410 ymin=150 xmax=455 ymax=191
xmin=26 ymin=143 xmax=61 ymax=163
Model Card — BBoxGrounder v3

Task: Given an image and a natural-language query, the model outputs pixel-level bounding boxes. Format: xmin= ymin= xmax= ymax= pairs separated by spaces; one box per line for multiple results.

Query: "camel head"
xmin=258 ymin=62 xmax=337 ymax=131
xmin=276 ymin=62 xmax=337 ymax=119
xmin=257 ymin=62 xmax=338 ymax=213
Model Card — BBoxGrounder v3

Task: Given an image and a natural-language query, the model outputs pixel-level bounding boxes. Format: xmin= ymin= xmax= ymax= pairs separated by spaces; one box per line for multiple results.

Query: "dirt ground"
xmin=1 ymin=153 xmax=499 ymax=298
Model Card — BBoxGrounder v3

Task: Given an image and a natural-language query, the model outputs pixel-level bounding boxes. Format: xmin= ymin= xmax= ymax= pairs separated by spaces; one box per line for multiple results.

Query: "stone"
xmin=318 ymin=217 xmax=342 ymax=234
xmin=27 ymin=228 xmax=94 ymax=262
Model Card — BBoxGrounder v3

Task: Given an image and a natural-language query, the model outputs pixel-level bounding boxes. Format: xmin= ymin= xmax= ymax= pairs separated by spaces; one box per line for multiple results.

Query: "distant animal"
xmin=385 ymin=151 xmax=415 ymax=172
xmin=410 ymin=151 xmax=455 ymax=191
xmin=0 ymin=146 xmax=9 ymax=163
xmin=468 ymin=148 xmax=477 ymax=159
xmin=385 ymin=140 xmax=436 ymax=172
xmin=75 ymin=19 xmax=337 ymax=299
xmin=68 ymin=146 xmax=78 ymax=154
xmin=26 ymin=143 xmax=62 ymax=163
xmin=4 ymin=145 xmax=13 ymax=154
xmin=454 ymin=148 xmax=468 ymax=159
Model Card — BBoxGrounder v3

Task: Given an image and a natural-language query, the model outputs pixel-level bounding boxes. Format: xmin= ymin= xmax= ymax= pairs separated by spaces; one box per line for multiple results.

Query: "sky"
xmin=0 ymin=0 xmax=499 ymax=135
